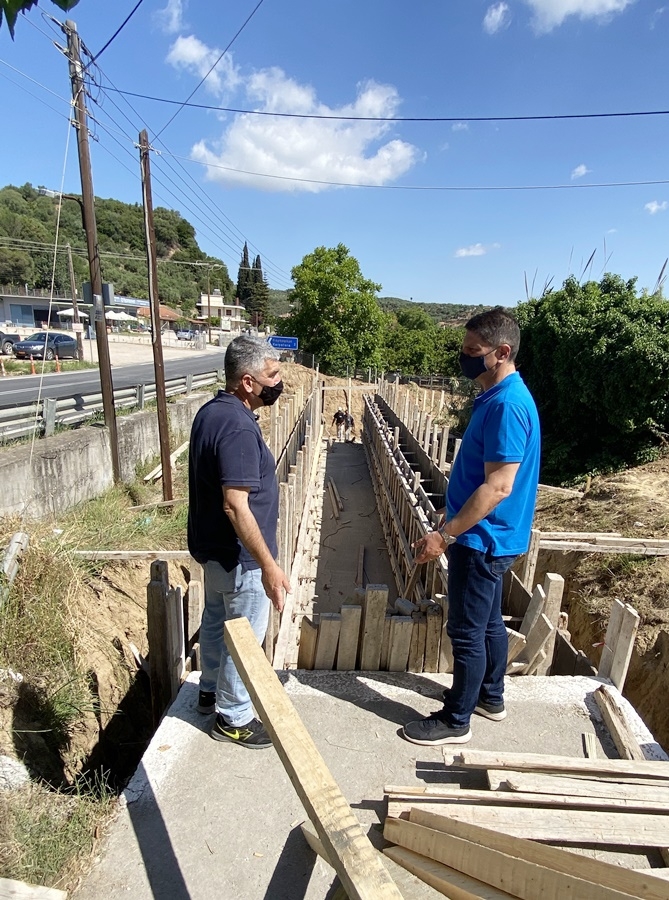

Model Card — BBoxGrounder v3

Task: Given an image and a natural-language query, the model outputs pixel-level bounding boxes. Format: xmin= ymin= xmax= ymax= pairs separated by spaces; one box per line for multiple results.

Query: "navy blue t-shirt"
xmin=187 ymin=391 xmax=279 ymax=571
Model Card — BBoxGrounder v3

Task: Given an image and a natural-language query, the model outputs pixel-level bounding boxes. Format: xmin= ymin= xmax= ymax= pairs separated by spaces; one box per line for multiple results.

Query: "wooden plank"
xmin=504 ymin=569 xmax=532 ymax=619
xmin=314 ymin=613 xmax=341 ymax=670
xmin=410 ymin=808 xmax=669 ymax=900
xmin=535 ymin=573 xmax=564 ymax=675
xmin=519 ymin=584 xmax=546 ymax=637
xmin=599 ymin=599 xmax=626 ymax=679
xmin=355 ymin=545 xmax=365 ymax=587
xmin=525 ymin=648 xmax=547 ymax=676
xmin=506 ymin=628 xmax=526 ymax=665
xmin=359 ymin=585 xmax=389 ymax=671
xmin=327 ymin=479 xmax=340 ymax=520
xmin=519 ymin=528 xmax=540 ymax=591
xmin=297 ymin=617 xmax=319 ymax=670
xmin=0 ymin=878 xmax=67 ymax=899
xmin=539 ymin=540 xmax=669 ymax=556
xmin=337 ymin=605 xmax=362 ymax=671
xmin=539 ymin=531 xmax=622 ymax=540
xmin=73 ymin=549 xmax=192 ymax=559
xmin=633 ymin=870 xmax=669 ymax=881
xmin=583 ymin=732 xmax=598 ymax=759
xmin=386 ymin=786 xmax=669 ymax=813
xmin=224 ymin=618 xmax=403 ymax=900
xmin=385 ymin=816 xmax=641 ymax=900
xmin=434 ymin=594 xmax=453 ymax=673
xmin=519 ymin=613 xmax=552 ymax=670
xmin=379 ymin=615 xmax=393 ymax=671
xmin=329 ymin=477 xmax=344 ymax=510
xmin=302 ymin=823 xmax=443 ymax=900
xmin=610 ymin=604 xmax=640 ymax=691
xmin=496 ymin=770 xmax=669 ymax=804
xmin=595 ymin=684 xmax=646 ymax=762
xmin=384 ymin=846 xmax=517 ymax=900
xmin=423 ymin=604 xmax=442 ymax=673
xmin=407 ymin=614 xmax=427 ymax=673
xmin=388 ymin=616 xmax=413 ymax=672
xmin=147 ymin=560 xmax=178 ymax=728
xmin=486 ymin=768 xmax=669 ymax=791
xmin=449 ymin=749 xmax=669 ymax=780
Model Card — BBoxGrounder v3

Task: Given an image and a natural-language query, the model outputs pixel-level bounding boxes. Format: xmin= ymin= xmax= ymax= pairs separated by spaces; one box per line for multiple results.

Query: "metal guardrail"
xmin=0 ymin=369 xmax=224 ymax=443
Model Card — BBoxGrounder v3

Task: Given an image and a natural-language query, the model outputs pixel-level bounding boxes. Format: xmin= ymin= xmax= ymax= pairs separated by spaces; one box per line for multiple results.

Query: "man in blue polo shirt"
xmin=188 ymin=335 xmax=290 ymax=749
xmin=403 ymin=308 xmax=540 ymax=745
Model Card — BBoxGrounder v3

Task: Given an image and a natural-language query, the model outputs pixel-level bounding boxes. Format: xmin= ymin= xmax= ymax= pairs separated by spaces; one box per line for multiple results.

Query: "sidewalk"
xmin=81 ymin=335 xmax=228 ymax=366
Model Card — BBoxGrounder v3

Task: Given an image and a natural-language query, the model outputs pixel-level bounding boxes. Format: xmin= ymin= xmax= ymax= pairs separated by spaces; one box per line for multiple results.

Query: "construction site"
xmin=3 ymin=371 xmax=669 ymax=900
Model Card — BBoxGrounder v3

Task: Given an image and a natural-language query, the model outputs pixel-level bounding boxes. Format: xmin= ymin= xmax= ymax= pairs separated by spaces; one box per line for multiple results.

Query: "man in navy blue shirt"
xmin=188 ymin=335 xmax=290 ymax=749
xmin=403 ymin=308 xmax=540 ymax=746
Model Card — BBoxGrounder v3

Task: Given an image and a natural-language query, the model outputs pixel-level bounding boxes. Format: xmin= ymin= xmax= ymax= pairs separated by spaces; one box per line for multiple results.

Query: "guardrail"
xmin=0 ymin=369 xmax=223 ymax=443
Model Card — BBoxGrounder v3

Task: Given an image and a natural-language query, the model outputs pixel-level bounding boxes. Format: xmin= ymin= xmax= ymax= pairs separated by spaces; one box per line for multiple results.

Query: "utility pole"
xmin=64 ymin=19 xmax=120 ymax=481
xmin=65 ymin=243 xmax=84 ymax=361
xmin=207 ymin=269 xmax=212 ymax=345
xmin=139 ymin=129 xmax=173 ymax=502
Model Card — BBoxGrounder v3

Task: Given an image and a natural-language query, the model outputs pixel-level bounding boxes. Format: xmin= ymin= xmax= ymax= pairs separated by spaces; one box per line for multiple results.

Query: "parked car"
xmin=0 ymin=330 xmax=21 ymax=355
xmin=176 ymin=328 xmax=200 ymax=341
xmin=13 ymin=332 xmax=78 ymax=361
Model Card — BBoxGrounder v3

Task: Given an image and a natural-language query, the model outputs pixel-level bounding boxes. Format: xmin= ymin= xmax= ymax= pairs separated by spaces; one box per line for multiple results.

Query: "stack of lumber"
xmin=504 ymin=573 xmax=563 ymax=676
xmin=297 ymin=584 xmax=455 ymax=674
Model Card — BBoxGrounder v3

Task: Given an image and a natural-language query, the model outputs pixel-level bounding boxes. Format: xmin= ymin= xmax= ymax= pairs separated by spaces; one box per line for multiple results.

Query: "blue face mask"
xmin=459 ymin=352 xmax=490 ymax=380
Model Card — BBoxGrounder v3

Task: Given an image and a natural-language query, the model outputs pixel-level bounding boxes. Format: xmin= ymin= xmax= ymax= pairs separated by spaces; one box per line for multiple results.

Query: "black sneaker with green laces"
xmin=210 ymin=714 xmax=272 ymax=749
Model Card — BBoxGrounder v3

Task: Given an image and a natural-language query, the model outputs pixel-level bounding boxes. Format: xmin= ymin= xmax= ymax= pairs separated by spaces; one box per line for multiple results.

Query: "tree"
xmin=515 ymin=274 xmax=669 ymax=481
xmin=279 ymin=244 xmax=384 ymax=375
xmin=1 ymin=1 xmax=79 ymax=37
xmin=236 ymin=242 xmax=253 ymax=308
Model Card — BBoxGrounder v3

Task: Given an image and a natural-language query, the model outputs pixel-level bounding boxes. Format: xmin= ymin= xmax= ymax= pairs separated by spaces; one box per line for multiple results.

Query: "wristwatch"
xmin=436 ymin=521 xmax=454 ymax=545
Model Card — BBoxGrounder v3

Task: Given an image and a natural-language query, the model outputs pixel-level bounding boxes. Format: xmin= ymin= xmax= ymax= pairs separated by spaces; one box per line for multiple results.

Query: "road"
xmin=0 ymin=350 xmax=226 ymax=408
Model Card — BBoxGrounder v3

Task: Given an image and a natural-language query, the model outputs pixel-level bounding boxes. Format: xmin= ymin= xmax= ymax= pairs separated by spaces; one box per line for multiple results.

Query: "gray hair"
xmin=224 ymin=334 xmax=280 ymax=387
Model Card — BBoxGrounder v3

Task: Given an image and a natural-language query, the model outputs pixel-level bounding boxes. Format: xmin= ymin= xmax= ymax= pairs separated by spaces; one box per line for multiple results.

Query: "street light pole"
xmin=64 ymin=19 xmax=120 ymax=481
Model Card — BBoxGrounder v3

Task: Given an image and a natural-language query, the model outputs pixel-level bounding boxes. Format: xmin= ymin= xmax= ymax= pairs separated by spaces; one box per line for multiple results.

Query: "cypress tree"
xmin=236 ymin=242 xmax=252 ymax=307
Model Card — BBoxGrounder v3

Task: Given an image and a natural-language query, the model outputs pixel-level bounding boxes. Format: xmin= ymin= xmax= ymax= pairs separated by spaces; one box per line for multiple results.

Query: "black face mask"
xmin=258 ymin=379 xmax=284 ymax=406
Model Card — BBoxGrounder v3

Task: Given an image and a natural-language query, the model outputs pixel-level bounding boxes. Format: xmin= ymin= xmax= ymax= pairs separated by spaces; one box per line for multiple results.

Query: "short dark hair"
xmin=465 ymin=307 xmax=520 ymax=361
xmin=224 ymin=334 xmax=280 ymax=387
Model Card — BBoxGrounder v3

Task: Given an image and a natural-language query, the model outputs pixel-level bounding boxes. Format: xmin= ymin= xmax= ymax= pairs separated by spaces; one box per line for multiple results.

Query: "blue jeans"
xmin=443 ymin=543 xmax=516 ymax=729
xmin=199 ymin=561 xmax=270 ymax=727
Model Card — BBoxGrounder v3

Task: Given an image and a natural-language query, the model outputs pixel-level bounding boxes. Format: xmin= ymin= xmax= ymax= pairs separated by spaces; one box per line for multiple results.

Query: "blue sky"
xmin=1 ymin=0 xmax=667 ymax=306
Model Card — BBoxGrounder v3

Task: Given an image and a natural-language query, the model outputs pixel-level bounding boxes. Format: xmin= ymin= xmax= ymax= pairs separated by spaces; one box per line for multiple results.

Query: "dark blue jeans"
xmin=443 ymin=543 xmax=517 ymax=729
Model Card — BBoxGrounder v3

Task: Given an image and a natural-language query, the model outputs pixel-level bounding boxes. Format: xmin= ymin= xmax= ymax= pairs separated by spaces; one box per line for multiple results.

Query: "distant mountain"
xmin=378 ymin=296 xmax=492 ymax=325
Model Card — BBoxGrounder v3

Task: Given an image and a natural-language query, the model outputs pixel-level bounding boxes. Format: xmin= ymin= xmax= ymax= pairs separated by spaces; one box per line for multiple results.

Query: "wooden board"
xmin=314 ymin=613 xmax=341 ymax=670
xmin=384 ymin=845 xmax=517 ymax=900
xmin=610 ymin=604 xmax=640 ymax=691
xmin=387 ymin=616 xmax=413 ymax=672
xmin=449 ymin=749 xmax=669 ymax=780
xmin=297 ymin=616 xmax=319 ymax=670
xmin=490 ymin=770 xmax=669 ymax=804
xmin=504 ymin=569 xmax=532 ymax=619
xmin=407 ymin=614 xmax=427 ymax=673
xmin=506 ymin=628 xmax=526 ymax=665
xmin=423 ymin=604 xmax=442 ymax=673
xmin=520 ymin=613 xmax=553 ymax=670
xmin=387 ymin=803 xmax=669 ymax=846
xmin=379 ymin=615 xmax=392 ymax=671
xmin=599 ymin=599 xmax=626 ymax=679
xmin=224 ymin=618 xmax=402 ymax=900
xmin=337 ymin=605 xmax=362 ymax=671
xmin=434 ymin=594 xmax=453 ymax=673
xmin=595 ymin=684 xmax=646 ymax=762
xmin=385 ymin=816 xmax=641 ymax=900
xmin=301 ymin=823 xmax=443 ymax=900
xmin=359 ymin=585 xmax=389 ymax=671
xmin=409 ymin=809 xmax=669 ymax=900
xmin=519 ymin=584 xmax=546 ymax=637
xmin=535 ymin=573 xmax=564 ymax=675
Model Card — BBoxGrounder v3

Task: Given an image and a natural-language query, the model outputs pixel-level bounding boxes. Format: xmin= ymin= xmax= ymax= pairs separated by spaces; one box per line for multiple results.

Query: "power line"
xmin=100 ymin=86 xmax=669 ymax=125
xmin=84 ymin=0 xmax=146 ymax=68
xmin=154 ymin=0 xmax=266 ymax=140
xmin=160 ymin=150 xmax=669 ymax=192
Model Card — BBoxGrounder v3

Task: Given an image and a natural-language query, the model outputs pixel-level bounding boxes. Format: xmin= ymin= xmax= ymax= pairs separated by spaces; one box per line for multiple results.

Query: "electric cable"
xmin=84 ymin=0 xmax=146 ymax=69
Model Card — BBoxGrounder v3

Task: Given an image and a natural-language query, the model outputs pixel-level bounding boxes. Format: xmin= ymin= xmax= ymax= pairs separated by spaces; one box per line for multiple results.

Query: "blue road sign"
xmin=268 ymin=335 xmax=299 ymax=350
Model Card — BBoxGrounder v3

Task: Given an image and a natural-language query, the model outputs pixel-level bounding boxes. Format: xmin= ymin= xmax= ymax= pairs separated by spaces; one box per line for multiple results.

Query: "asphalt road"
xmin=0 ymin=352 xmax=226 ymax=409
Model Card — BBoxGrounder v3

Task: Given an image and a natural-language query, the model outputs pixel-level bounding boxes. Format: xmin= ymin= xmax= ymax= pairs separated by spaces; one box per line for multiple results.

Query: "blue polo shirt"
xmin=187 ymin=391 xmax=278 ymax=571
xmin=446 ymin=372 xmax=540 ymax=557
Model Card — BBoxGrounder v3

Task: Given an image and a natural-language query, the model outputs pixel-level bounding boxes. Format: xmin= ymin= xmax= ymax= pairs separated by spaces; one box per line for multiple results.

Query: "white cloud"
xmin=191 ymin=70 xmax=421 ymax=193
xmin=166 ymin=35 xmax=241 ymax=95
xmin=156 ymin=0 xmax=186 ymax=34
xmin=455 ymin=243 xmax=487 ymax=258
xmin=522 ymin=0 xmax=636 ymax=32
xmin=484 ymin=3 xmax=511 ymax=33
xmin=451 ymin=122 xmax=469 ymax=132
xmin=571 ymin=163 xmax=590 ymax=179
xmin=645 ymin=200 xmax=668 ymax=214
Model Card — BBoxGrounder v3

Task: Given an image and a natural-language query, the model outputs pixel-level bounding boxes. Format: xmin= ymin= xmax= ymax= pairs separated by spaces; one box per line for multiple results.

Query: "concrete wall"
xmin=0 ymin=392 xmax=212 ymax=520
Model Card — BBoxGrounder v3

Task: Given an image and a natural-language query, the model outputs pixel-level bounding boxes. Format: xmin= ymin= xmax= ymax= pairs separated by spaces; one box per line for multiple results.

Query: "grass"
xmin=1 ymin=358 xmax=97 ymax=375
xmin=0 ymin=468 xmax=190 ymax=888
xmin=0 ymin=778 xmax=115 ymax=890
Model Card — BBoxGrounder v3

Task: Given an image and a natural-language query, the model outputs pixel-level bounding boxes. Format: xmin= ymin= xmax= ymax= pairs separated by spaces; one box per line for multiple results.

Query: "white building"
xmin=196 ymin=290 xmax=246 ymax=332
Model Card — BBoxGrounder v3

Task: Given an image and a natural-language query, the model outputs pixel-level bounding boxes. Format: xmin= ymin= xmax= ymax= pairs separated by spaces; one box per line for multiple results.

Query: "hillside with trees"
xmin=378 ymin=296 xmax=492 ymax=325
xmin=0 ymin=183 xmax=234 ymax=318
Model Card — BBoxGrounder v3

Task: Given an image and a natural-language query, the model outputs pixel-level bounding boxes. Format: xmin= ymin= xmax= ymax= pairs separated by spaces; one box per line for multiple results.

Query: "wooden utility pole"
xmin=65 ymin=243 xmax=84 ymax=361
xmin=64 ymin=19 xmax=120 ymax=481
xmin=139 ymin=129 xmax=173 ymax=502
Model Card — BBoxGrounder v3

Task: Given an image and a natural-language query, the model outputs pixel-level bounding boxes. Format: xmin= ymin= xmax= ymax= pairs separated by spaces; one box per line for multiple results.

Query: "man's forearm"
xmin=225 ymin=503 xmax=276 ymax=570
xmin=444 ymin=483 xmax=508 ymax=538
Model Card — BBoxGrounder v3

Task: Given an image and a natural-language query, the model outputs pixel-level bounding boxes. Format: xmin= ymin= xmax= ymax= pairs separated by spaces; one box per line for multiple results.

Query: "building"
xmin=196 ymin=290 xmax=245 ymax=332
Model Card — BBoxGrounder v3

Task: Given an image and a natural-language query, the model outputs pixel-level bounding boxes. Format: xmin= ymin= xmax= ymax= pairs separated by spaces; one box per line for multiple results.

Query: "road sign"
xmin=268 ymin=335 xmax=299 ymax=350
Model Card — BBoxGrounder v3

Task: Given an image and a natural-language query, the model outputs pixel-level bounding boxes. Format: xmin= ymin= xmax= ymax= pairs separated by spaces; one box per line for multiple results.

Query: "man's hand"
xmin=412 ymin=529 xmax=453 ymax=564
xmin=261 ymin=561 xmax=291 ymax=613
